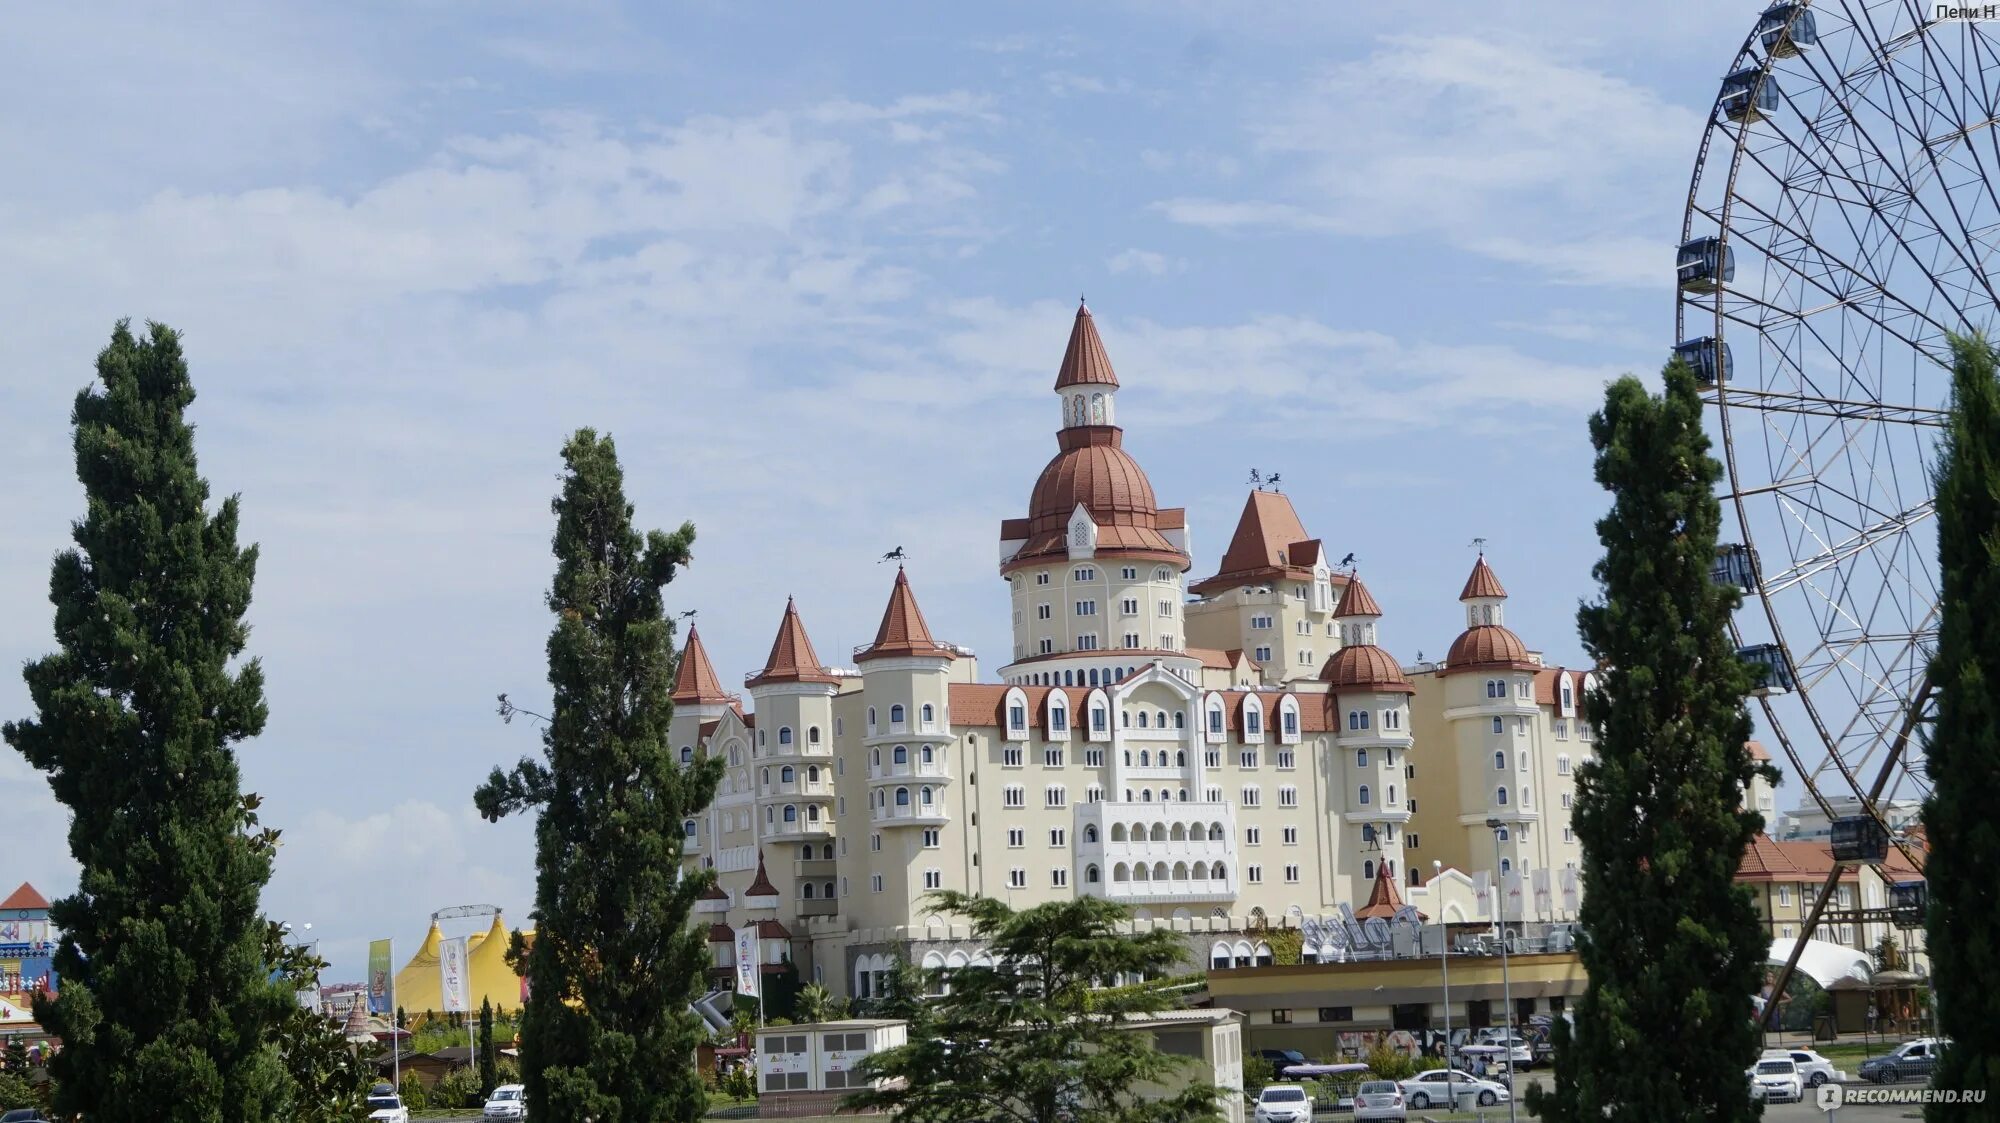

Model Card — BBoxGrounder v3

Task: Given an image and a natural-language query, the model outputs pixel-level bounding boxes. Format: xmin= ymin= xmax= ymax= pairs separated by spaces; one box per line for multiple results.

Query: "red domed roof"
xmin=1029 ymin=428 xmax=1159 ymax=532
xmin=1320 ymin=644 xmax=1414 ymax=694
xmin=1445 ymin=624 xmax=1536 ymax=671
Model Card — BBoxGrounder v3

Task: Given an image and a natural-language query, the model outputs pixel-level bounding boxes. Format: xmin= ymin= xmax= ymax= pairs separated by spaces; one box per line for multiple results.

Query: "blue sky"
xmin=1 ymin=1 xmax=1759 ymax=980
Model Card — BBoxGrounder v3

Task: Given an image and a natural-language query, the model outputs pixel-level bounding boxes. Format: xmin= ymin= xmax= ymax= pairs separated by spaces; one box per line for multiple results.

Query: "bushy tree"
xmin=479 ymin=998 xmax=498 ymax=1095
xmin=3 ymin=321 xmax=293 ymax=1122
xmin=846 ymin=893 xmax=1222 ymax=1123
xmin=475 ymin=430 xmax=722 ymax=1123
xmin=1923 ymin=332 xmax=2000 ymax=1117
xmin=265 ymin=921 xmax=371 ymax=1123
xmin=794 ymin=983 xmax=844 ymax=1025
xmin=1529 ymin=360 xmax=1776 ymax=1122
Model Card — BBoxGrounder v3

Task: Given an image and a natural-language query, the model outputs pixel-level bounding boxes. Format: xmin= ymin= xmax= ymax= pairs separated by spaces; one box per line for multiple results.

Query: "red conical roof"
xmin=1054 ymin=301 xmax=1119 ymax=390
xmin=745 ymin=851 xmax=779 ymax=899
xmin=0 ymin=883 xmax=49 ymax=911
xmin=699 ymin=880 xmax=729 ymax=901
xmin=672 ymin=625 xmax=731 ymax=704
xmin=1460 ymin=555 xmax=1508 ymax=600
xmin=858 ymin=568 xmax=956 ymax=662
xmin=747 ymin=599 xmax=839 ymax=687
xmin=1356 ymin=861 xmax=1422 ymax=920
xmin=1333 ymin=573 xmax=1384 ymax=619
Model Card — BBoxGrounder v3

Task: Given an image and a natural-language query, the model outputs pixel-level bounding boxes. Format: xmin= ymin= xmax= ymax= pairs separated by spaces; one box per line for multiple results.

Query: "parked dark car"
xmin=1 ymin=1109 xmax=48 ymax=1123
xmin=1858 ymin=1038 xmax=1949 ymax=1084
xmin=1258 ymin=1048 xmax=1310 ymax=1070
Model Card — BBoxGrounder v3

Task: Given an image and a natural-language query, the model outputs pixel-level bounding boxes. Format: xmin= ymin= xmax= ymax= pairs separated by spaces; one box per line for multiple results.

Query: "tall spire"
xmin=747 ymin=598 xmax=839 ymax=687
xmin=857 ymin=567 xmax=956 ymax=663
xmin=671 ymin=625 xmax=731 ymax=704
xmin=1054 ymin=301 xmax=1120 ymax=391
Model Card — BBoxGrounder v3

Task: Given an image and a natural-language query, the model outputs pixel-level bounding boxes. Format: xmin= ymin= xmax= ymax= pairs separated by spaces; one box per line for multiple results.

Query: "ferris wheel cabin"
xmin=1673 ymin=337 xmax=1732 ymax=385
xmin=1756 ymin=3 xmax=1818 ymax=58
xmin=1719 ymin=67 xmax=1781 ymax=123
xmin=1738 ymin=643 xmax=1795 ymax=696
xmin=1712 ymin=543 xmax=1759 ymax=592
xmin=1677 ymin=236 xmax=1733 ymax=293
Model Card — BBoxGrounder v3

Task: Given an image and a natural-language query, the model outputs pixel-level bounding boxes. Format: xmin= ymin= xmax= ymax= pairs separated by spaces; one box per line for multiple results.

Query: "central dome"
xmin=1028 ymin=428 xmax=1160 ymax=534
xmin=1320 ymin=644 xmax=1414 ymax=693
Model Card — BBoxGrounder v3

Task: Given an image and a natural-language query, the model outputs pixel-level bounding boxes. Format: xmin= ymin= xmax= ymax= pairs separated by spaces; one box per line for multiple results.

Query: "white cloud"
xmin=1106 ymin=249 xmax=1184 ymax=276
xmin=1158 ymin=34 xmax=1703 ymax=286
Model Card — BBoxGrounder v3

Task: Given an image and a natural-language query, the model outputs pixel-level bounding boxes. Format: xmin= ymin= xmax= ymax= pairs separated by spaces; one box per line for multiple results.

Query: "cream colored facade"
xmin=678 ymin=305 xmax=1589 ymax=1002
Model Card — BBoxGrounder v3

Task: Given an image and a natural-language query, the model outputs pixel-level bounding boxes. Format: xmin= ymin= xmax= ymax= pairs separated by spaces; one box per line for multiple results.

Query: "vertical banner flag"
xmin=1473 ymin=871 xmax=1493 ymax=918
xmin=1503 ymin=869 xmax=1524 ymax=920
xmin=734 ymin=926 xmax=760 ymax=997
xmin=1560 ymin=867 xmax=1581 ymax=914
xmin=368 ymin=940 xmax=393 ymax=1015
xmin=1531 ymin=868 xmax=1552 ymax=917
xmin=439 ymin=935 xmax=471 ymax=1014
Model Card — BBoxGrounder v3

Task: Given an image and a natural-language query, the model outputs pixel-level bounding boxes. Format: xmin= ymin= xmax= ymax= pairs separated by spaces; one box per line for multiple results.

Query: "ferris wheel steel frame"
xmin=1677 ymin=0 xmax=2000 ymax=879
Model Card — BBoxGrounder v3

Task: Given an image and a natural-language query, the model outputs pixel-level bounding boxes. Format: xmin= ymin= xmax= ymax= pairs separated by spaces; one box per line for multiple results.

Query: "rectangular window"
xmin=871 ymin=833 xmax=882 ymax=852
xmin=1239 ymin=749 xmax=1258 ymax=768
xmin=1158 ymin=601 xmax=1172 ymax=617
xmin=1561 ymin=792 xmax=1573 ymax=809
xmin=1247 ymin=865 xmax=1263 ymax=884
xmin=922 ymin=828 xmax=940 ymax=848
xmin=1084 ymin=748 xmax=1103 ymax=767
xmin=1240 ymin=785 xmax=1260 ymax=808
xmin=1044 ymin=747 xmax=1064 ymax=767
xmin=1004 ymin=786 xmax=1025 ymax=809
xmin=1003 ymin=747 xmax=1023 ymax=767
xmin=1122 ymin=632 xmax=1140 ymax=648
xmin=1038 ymin=638 xmax=1054 ymax=655
xmin=871 ymin=874 xmax=884 ymax=893
xmin=1270 ymin=1008 xmax=1291 ymax=1024
xmin=1492 ymin=716 xmax=1505 ymax=734
xmin=1008 ymin=868 xmax=1028 ymax=889
xmin=1075 ymin=600 xmax=1097 ymax=616
xmin=1204 ymin=786 xmax=1221 ymax=802
xmin=1318 ymin=1007 xmax=1353 ymax=1023
xmin=1284 ymin=864 xmax=1299 ymax=883
xmin=1563 ymin=827 xmax=1575 ymax=843
xmin=1778 ymin=886 xmax=1792 ymax=907
xmin=1086 ymin=785 xmax=1102 ymax=802
xmin=1049 ymin=827 xmax=1066 ymax=847
xmin=1278 ymin=786 xmax=1297 ymax=808
xmin=1554 ymin=719 xmax=1569 ymax=740
xmin=1250 ymin=615 xmax=1272 ymax=629
xmin=1052 ymin=868 xmax=1069 ymax=887
xmin=1007 ymin=828 xmax=1025 ymax=848
xmin=1076 ymin=633 xmax=1099 ymax=651
xmin=923 ymin=869 xmax=942 ymax=890
xmin=1254 ymin=646 xmax=1272 ymax=662
xmin=1037 ymin=573 xmax=1050 ymax=585
xmin=1037 ymin=603 xmax=1052 ymax=620
xmin=1045 ymin=786 xmax=1066 ymax=808
xmin=1121 ymin=567 xmax=1137 ymax=580
xmin=1204 ymin=749 xmax=1220 ymax=768
xmin=1245 ymin=826 xmax=1262 ymax=845
xmin=1276 ymin=749 xmax=1295 ymax=769
xmin=1407 ymin=833 xmax=1420 ymax=849
xmin=1091 ymin=708 xmax=1107 ymax=732
xmin=1121 ymin=598 xmax=1139 ymax=615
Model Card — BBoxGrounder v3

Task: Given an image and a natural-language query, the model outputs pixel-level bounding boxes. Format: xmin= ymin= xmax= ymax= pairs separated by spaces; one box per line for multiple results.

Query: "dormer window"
xmin=1008 ymin=704 xmax=1027 ymax=731
xmin=1246 ymin=711 xmax=1262 ymax=735
xmin=1050 ymin=706 xmax=1068 ymax=733
xmin=1092 ymin=707 xmax=1107 ymax=732
xmin=1207 ymin=707 xmax=1223 ymax=735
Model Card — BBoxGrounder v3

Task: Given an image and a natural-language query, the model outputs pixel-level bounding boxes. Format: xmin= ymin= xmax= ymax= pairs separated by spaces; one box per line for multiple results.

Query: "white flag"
xmin=1473 ymin=871 xmax=1493 ymax=918
xmin=734 ymin=926 xmax=760 ymax=998
xmin=1560 ymin=867 xmax=1581 ymax=913
xmin=1503 ymin=870 xmax=1524 ymax=919
xmin=438 ymin=935 xmax=471 ymax=1014
xmin=1531 ymin=868 xmax=1552 ymax=915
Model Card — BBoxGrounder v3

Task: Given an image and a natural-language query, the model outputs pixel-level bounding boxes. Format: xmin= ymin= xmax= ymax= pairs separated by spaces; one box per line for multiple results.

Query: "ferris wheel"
xmin=1677 ymin=1 xmax=2000 ymax=869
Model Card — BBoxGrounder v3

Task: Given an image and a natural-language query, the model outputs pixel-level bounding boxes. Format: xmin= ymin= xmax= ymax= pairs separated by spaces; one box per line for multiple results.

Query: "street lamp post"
xmin=1485 ymin=819 xmax=1519 ymax=1123
xmin=1435 ymin=859 xmax=1451 ymax=1068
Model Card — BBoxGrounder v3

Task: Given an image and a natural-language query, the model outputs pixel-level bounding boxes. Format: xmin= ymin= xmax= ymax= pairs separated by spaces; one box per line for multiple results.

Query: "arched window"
xmin=868 ymin=706 xmax=877 ymax=727
xmin=1177 ymin=788 xmax=1189 ymax=801
xmin=783 ymin=805 xmax=798 ymax=823
xmin=808 ymin=725 xmax=821 ymax=745
xmin=1364 ymin=859 xmax=1376 ymax=881
xmin=684 ymin=819 xmax=698 ymax=838
xmin=1138 ymin=711 xmax=1149 ymax=728
xmin=1356 ymin=748 xmax=1368 ymax=767
xmin=807 ymin=804 xmax=821 ymax=822
xmin=1139 ymin=750 xmax=1151 ymax=766
xmin=1113 ymin=863 xmax=1130 ymax=882
xmin=1496 ymin=786 xmax=1510 ymax=806
xmin=778 ymin=727 xmax=793 ymax=746
xmin=780 ymin=766 xmax=795 ymax=783
xmin=1064 ymin=670 xmax=1075 ymax=687
xmin=822 ymin=843 xmax=834 ymax=859
xmin=1362 ymin=824 xmax=1376 ymax=843
xmin=1175 ymin=750 xmax=1186 ymax=766
xmin=921 ymin=703 xmax=935 ymax=723
xmin=871 ymin=747 xmax=881 ymax=766
xmin=890 ymin=704 xmax=906 ymax=724
xmin=895 ymin=787 xmax=911 ymax=806
xmin=1141 ymin=789 xmax=1153 ymax=802
xmin=1501 ymin=857 xmax=1513 ymax=875
xmin=1409 ymin=868 xmax=1422 ymax=887
xmin=802 ymin=882 xmax=815 ymax=899
xmin=1087 ymin=865 xmax=1100 ymax=884
xmin=761 ymin=768 xmax=770 ymax=785
xmin=920 ymin=745 xmax=934 ymax=764
xmin=1388 ymin=784 xmax=1397 ymax=804
xmin=680 ymin=746 xmax=693 ymax=763
xmin=1090 ymin=669 xmax=1101 ymax=686
xmin=920 ymin=786 xmax=934 ymax=805
xmin=824 ymin=881 xmax=835 ymax=899
xmin=1494 ymin=750 xmax=1507 ymax=770
xmin=1084 ymin=825 xmax=1099 ymax=843
xmin=800 ymin=844 xmax=814 ymax=860
xmin=893 ymin=745 xmax=908 ymax=764
xmin=1111 ymin=823 xmax=1127 ymax=842
xmin=1209 ymin=822 xmax=1225 ymax=840
xmin=1174 ymin=712 xmax=1186 ymax=729
xmin=807 ymin=765 xmax=820 ymax=783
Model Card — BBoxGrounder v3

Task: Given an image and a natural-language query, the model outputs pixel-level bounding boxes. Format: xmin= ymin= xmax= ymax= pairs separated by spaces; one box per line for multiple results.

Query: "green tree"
xmin=1872 ymin=933 xmax=1906 ymax=974
xmin=845 ymin=893 xmax=1222 ymax=1123
xmin=265 ymin=921 xmax=371 ymax=1123
xmin=3 ymin=321 xmax=294 ymax=1122
xmin=1923 ymin=332 xmax=2000 ymax=1118
xmin=1529 ymin=360 xmax=1776 ymax=1123
xmin=479 ymin=998 xmax=498 ymax=1095
xmin=794 ymin=983 xmax=843 ymax=1025
xmin=475 ymin=430 xmax=722 ymax=1123
xmin=3 ymin=1040 xmax=25 ymax=1075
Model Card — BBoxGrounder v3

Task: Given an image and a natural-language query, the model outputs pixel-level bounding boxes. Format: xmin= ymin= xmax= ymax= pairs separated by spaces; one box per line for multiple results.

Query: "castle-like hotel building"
xmin=681 ymin=305 xmax=1600 ymax=1001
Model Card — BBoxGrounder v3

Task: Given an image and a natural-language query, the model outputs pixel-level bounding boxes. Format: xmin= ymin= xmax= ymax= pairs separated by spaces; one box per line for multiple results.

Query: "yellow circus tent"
xmin=392 ymin=915 xmax=531 ymax=1016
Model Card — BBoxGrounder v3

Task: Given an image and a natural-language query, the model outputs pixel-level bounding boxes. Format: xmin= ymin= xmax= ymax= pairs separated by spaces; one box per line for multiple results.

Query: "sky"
xmin=0 ymin=0 xmax=1763 ymax=981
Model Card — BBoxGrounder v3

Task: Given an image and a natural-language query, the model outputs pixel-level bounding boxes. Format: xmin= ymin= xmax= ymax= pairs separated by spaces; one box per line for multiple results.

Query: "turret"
xmin=1318 ymin=573 xmax=1413 ymax=894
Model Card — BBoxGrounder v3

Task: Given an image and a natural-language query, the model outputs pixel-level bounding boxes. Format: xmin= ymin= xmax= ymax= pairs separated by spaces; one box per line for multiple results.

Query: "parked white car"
xmin=1252 ymin=1084 xmax=1312 ymax=1123
xmin=1352 ymin=1079 xmax=1407 ymax=1121
xmin=1773 ymin=1049 xmax=1844 ymax=1088
xmin=1398 ymin=1069 xmax=1510 ymax=1110
xmin=1472 ymin=1029 xmax=1535 ymax=1069
xmin=365 ymin=1092 xmax=410 ymax=1123
xmin=1748 ymin=1058 xmax=1804 ymax=1104
xmin=484 ymin=1083 xmax=528 ymax=1120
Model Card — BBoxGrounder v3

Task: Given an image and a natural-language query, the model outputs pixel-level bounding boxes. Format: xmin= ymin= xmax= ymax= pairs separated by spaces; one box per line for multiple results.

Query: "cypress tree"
xmin=4 ymin=321 xmax=291 ymax=1121
xmin=1923 ymin=333 xmax=2000 ymax=1117
xmin=479 ymin=998 xmax=498 ymax=1096
xmin=1529 ymin=360 xmax=1775 ymax=1122
xmin=475 ymin=430 xmax=721 ymax=1123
